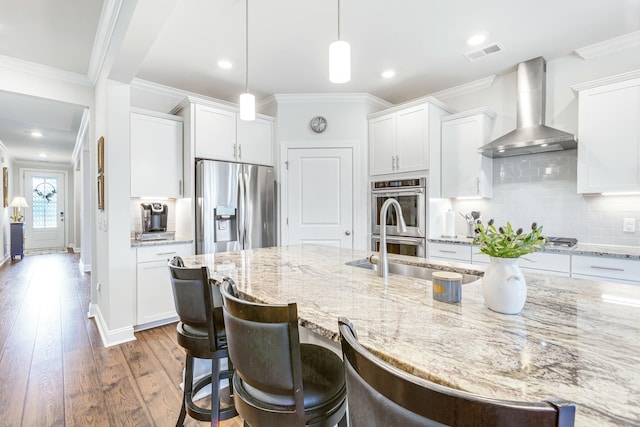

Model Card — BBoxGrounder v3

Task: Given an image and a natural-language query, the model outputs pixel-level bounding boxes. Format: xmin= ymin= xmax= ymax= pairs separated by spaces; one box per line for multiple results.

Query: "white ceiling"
xmin=1 ymin=0 xmax=640 ymax=164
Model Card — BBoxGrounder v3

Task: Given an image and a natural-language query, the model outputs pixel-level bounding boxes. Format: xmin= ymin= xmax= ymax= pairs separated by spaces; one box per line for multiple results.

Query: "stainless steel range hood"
xmin=479 ymin=57 xmax=577 ymax=158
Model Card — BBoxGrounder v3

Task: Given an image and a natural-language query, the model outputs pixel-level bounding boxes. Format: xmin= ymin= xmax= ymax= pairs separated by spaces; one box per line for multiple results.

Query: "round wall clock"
xmin=310 ymin=116 xmax=327 ymax=133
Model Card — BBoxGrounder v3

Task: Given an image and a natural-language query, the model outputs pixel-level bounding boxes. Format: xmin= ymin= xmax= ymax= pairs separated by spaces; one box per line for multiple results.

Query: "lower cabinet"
xmin=472 ymin=251 xmax=571 ymax=277
xmin=571 ymin=255 xmax=640 ymax=285
xmin=136 ymin=243 xmax=191 ymax=327
xmin=429 ymin=242 xmax=472 ymax=263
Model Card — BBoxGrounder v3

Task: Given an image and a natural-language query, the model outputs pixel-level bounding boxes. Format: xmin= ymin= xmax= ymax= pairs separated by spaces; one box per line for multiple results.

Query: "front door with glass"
xmin=23 ymin=170 xmax=66 ymax=250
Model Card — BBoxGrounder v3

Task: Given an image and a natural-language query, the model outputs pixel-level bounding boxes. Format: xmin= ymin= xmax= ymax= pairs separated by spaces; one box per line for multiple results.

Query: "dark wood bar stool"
xmin=338 ymin=317 xmax=576 ymax=427
xmin=220 ymin=279 xmax=347 ymax=427
xmin=168 ymin=256 xmax=237 ymax=426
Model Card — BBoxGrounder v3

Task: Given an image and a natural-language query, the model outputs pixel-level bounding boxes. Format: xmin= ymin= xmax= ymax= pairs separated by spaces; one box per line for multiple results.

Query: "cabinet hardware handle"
xmin=439 ymin=250 xmax=457 ymax=254
xmin=396 ymin=155 xmax=399 ymax=169
xmin=476 ymin=177 xmax=480 ymax=194
xmin=157 ymin=251 xmax=177 ymax=256
xmin=238 ymin=144 xmax=242 ymax=159
xmin=233 ymin=144 xmax=237 ymax=158
xmin=391 ymin=155 xmax=395 ymax=170
xmin=590 ymin=265 xmax=624 ymax=272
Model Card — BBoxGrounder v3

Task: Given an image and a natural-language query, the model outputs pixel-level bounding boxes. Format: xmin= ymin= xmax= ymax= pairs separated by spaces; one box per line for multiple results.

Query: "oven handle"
xmin=371 ymin=188 xmax=424 ymax=197
xmin=372 ymin=235 xmax=424 ymax=245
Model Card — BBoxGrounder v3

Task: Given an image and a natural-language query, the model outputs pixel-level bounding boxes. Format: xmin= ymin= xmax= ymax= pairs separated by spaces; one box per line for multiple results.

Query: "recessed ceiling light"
xmin=31 ymin=131 xmax=43 ymax=137
xmin=381 ymin=70 xmax=396 ymax=79
xmin=217 ymin=60 xmax=233 ymax=69
xmin=39 ymin=153 xmax=47 ymax=158
xmin=467 ymin=33 xmax=487 ymax=46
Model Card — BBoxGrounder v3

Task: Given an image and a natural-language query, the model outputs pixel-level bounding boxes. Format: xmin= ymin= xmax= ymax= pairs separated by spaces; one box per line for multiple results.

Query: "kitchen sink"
xmin=346 ymin=258 xmax=481 ymax=284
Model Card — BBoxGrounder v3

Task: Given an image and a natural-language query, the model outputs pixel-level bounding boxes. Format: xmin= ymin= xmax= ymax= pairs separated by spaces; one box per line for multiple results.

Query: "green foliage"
xmin=472 ymin=220 xmax=547 ymax=258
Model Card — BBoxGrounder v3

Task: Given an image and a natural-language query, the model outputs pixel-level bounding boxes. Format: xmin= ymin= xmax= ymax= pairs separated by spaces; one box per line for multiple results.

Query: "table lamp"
xmin=9 ymin=196 xmax=29 ymax=222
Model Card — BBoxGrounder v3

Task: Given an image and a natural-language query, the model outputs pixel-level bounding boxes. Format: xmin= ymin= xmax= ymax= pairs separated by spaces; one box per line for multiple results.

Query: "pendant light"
xmin=329 ymin=0 xmax=350 ymax=83
xmin=239 ymin=0 xmax=255 ymax=121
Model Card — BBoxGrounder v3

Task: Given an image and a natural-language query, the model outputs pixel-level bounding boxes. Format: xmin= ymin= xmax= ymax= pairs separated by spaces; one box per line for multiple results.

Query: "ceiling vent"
xmin=464 ymin=43 xmax=504 ymax=61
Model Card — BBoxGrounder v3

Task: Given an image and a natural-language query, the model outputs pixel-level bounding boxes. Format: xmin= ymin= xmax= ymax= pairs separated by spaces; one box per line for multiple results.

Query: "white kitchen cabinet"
xmin=473 ymin=251 xmax=571 ymax=277
xmin=369 ymin=98 xmax=453 ymax=178
xmin=193 ymin=102 xmax=274 ymax=166
xmin=130 ymin=111 xmax=183 ymax=198
xmin=575 ymin=75 xmax=640 ymax=194
xmin=236 ymin=117 xmax=273 ymax=165
xmin=429 ymin=242 xmax=472 ymax=263
xmin=136 ymin=243 xmax=192 ymax=327
xmin=194 ymin=104 xmax=237 ymax=161
xmin=571 ymin=255 xmax=640 ymax=285
xmin=441 ymin=108 xmax=495 ymax=198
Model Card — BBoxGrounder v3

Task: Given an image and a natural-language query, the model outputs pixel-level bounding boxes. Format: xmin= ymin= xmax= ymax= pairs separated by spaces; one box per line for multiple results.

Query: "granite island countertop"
xmin=182 ymin=245 xmax=640 ymax=426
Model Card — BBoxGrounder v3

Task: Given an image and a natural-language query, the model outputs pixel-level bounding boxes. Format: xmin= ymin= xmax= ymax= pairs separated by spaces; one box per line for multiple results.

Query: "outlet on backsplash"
xmin=623 ymin=218 xmax=636 ymax=233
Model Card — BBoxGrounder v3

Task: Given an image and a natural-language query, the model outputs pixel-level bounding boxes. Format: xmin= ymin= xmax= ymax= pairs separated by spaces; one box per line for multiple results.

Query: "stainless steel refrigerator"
xmin=195 ymin=159 xmax=276 ymax=254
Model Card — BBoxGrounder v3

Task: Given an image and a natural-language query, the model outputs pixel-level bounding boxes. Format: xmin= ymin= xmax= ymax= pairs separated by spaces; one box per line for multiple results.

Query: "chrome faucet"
xmin=378 ymin=198 xmax=407 ymax=277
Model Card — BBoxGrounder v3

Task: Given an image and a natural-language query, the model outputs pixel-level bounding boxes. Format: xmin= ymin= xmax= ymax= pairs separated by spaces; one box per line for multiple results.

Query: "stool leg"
xmin=211 ymin=357 xmax=220 ymax=426
xmin=176 ymin=355 xmax=193 ymax=426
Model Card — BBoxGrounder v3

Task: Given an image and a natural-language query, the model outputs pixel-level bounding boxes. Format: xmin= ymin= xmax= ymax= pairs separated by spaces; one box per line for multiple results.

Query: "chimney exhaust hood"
xmin=479 ymin=57 xmax=577 ymax=158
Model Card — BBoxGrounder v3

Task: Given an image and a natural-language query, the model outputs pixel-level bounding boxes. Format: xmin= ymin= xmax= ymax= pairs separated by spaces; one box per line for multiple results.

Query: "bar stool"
xmin=338 ymin=317 xmax=576 ymax=427
xmin=168 ymin=256 xmax=237 ymax=426
xmin=220 ymin=279 xmax=347 ymax=427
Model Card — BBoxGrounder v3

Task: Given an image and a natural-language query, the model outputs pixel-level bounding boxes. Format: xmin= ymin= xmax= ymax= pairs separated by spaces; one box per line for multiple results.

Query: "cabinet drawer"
xmin=429 ymin=242 xmax=471 ymax=262
xmin=572 ymin=255 xmax=640 ymax=283
xmin=519 ymin=252 xmax=571 ymax=275
xmin=137 ymin=243 xmax=191 ymax=263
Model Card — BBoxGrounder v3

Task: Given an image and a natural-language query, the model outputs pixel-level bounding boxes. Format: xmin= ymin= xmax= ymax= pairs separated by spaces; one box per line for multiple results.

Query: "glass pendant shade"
xmin=329 ymin=40 xmax=351 ymax=83
xmin=239 ymin=92 xmax=255 ymax=121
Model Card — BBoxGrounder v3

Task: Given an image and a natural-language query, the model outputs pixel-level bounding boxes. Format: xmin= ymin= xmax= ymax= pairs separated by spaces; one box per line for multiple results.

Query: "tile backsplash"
xmin=449 ymin=150 xmax=640 ymax=247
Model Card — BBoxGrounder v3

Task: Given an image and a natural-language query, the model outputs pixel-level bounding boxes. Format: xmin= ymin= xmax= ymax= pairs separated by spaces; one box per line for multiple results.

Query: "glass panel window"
xmin=32 ymin=176 xmax=58 ymax=229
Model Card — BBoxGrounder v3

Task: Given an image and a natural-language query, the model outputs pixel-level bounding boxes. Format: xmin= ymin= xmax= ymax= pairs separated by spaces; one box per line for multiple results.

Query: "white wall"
xmin=438 ymin=48 xmax=640 ymax=246
xmin=273 ymin=94 xmax=391 ymax=250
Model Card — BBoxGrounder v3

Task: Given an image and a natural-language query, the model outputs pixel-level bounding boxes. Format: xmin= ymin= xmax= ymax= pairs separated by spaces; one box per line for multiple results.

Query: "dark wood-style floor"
xmin=0 ymin=251 xmax=243 ymax=427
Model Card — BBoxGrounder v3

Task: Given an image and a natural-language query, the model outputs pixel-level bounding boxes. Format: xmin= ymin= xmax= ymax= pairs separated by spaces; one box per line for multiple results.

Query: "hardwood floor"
xmin=0 ymin=252 xmax=243 ymax=427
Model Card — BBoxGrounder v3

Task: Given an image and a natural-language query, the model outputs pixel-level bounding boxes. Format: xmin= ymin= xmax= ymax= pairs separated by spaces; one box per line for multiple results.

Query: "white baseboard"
xmin=89 ymin=303 xmax=136 ymax=347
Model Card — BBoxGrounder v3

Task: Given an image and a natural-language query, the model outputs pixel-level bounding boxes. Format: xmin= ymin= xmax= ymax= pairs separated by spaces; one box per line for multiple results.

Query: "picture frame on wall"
xmin=97 ymin=136 xmax=105 ymax=174
xmin=97 ymin=175 xmax=104 ymax=211
xmin=2 ymin=167 xmax=7 ymax=208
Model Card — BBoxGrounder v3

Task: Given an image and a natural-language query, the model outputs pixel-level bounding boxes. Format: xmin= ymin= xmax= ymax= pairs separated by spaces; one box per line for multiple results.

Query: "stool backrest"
xmin=168 ymin=257 xmax=221 ymax=348
xmin=338 ymin=318 xmax=575 ymax=427
xmin=220 ymin=281 xmax=304 ymax=416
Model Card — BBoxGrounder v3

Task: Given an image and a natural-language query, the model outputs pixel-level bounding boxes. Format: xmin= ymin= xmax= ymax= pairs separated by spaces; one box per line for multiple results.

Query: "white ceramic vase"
xmin=482 ymin=256 xmax=527 ymax=314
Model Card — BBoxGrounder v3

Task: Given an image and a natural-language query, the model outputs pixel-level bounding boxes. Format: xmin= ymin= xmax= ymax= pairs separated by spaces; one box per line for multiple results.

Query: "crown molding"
xmin=441 ymin=106 xmax=496 ymax=122
xmin=87 ymin=0 xmax=125 ymax=84
xmin=428 ymin=75 xmax=496 ymax=100
xmin=571 ymin=69 xmax=640 ymax=92
xmin=0 ymin=55 xmax=91 ymax=87
xmin=575 ymin=30 xmax=640 ymax=60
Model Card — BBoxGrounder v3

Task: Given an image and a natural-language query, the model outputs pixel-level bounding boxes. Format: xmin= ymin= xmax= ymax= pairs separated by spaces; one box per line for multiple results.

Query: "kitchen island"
xmin=182 ymin=245 xmax=640 ymax=426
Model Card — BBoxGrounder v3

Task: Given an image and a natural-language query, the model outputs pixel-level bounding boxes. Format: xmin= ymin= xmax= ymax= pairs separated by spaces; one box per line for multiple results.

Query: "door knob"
xmin=345 ymin=231 xmax=351 ymax=236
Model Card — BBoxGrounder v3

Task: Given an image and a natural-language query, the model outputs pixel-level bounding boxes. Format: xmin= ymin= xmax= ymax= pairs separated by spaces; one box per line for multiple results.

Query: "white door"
xmin=287 ymin=148 xmax=353 ymax=248
xmin=23 ymin=170 xmax=66 ymax=249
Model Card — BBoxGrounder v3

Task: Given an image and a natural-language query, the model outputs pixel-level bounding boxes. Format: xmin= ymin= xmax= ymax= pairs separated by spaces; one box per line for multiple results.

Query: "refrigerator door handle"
xmin=237 ymin=166 xmax=246 ymax=248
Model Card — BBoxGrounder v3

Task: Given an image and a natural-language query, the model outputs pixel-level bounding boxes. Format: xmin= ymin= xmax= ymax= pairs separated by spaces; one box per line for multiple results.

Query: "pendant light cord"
xmin=337 ymin=0 xmax=341 ymax=40
xmin=245 ymin=0 xmax=249 ymax=93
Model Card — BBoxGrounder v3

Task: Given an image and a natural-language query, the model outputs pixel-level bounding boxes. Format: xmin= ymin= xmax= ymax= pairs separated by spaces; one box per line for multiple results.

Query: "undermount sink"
xmin=346 ymin=258 xmax=481 ymax=284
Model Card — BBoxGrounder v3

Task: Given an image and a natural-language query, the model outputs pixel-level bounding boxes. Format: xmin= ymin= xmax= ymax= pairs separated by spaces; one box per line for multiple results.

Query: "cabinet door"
xmin=369 ymin=114 xmax=396 ymax=175
xmin=130 ymin=113 xmax=183 ymax=198
xmin=441 ymin=114 xmax=492 ymax=198
xmin=577 ymin=80 xmax=640 ymax=193
xmin=237 ymin=117 xmax=273 ymax=165
xmin=137 ymin=260 xmax=178 ymax=325
xmin=194 ymin=104 xmax=236 ymax=161
xmin=396 ymin=105 xmax=428 ymax=173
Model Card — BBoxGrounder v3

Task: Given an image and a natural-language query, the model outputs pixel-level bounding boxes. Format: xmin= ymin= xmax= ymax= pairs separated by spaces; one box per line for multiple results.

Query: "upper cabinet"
xmin=368 ymin=98 xmax=454 ymax=182
xmin=193 ymin=102 xmax=273 ymax=166
xmin=130 ymin=110 xmax=183 ymax=198
xmin=574 ymin=75 xmax=640 ymax=194
xmin=441 ymin=108 xmax=496 ymax=198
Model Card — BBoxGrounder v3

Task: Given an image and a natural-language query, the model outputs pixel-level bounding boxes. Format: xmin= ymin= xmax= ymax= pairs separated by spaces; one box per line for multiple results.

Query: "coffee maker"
xmin=141 ymin=202 xmax=168 ymax=233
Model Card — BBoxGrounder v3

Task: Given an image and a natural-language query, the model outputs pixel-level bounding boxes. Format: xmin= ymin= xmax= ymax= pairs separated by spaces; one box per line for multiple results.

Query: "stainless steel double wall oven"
xmin=370 ymin=177 xmax=427 ymax=257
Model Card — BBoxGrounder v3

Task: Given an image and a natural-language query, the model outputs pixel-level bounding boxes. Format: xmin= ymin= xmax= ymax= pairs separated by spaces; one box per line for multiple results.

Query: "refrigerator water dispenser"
xmin=214 ymin=206 xmax=236 ymax=243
